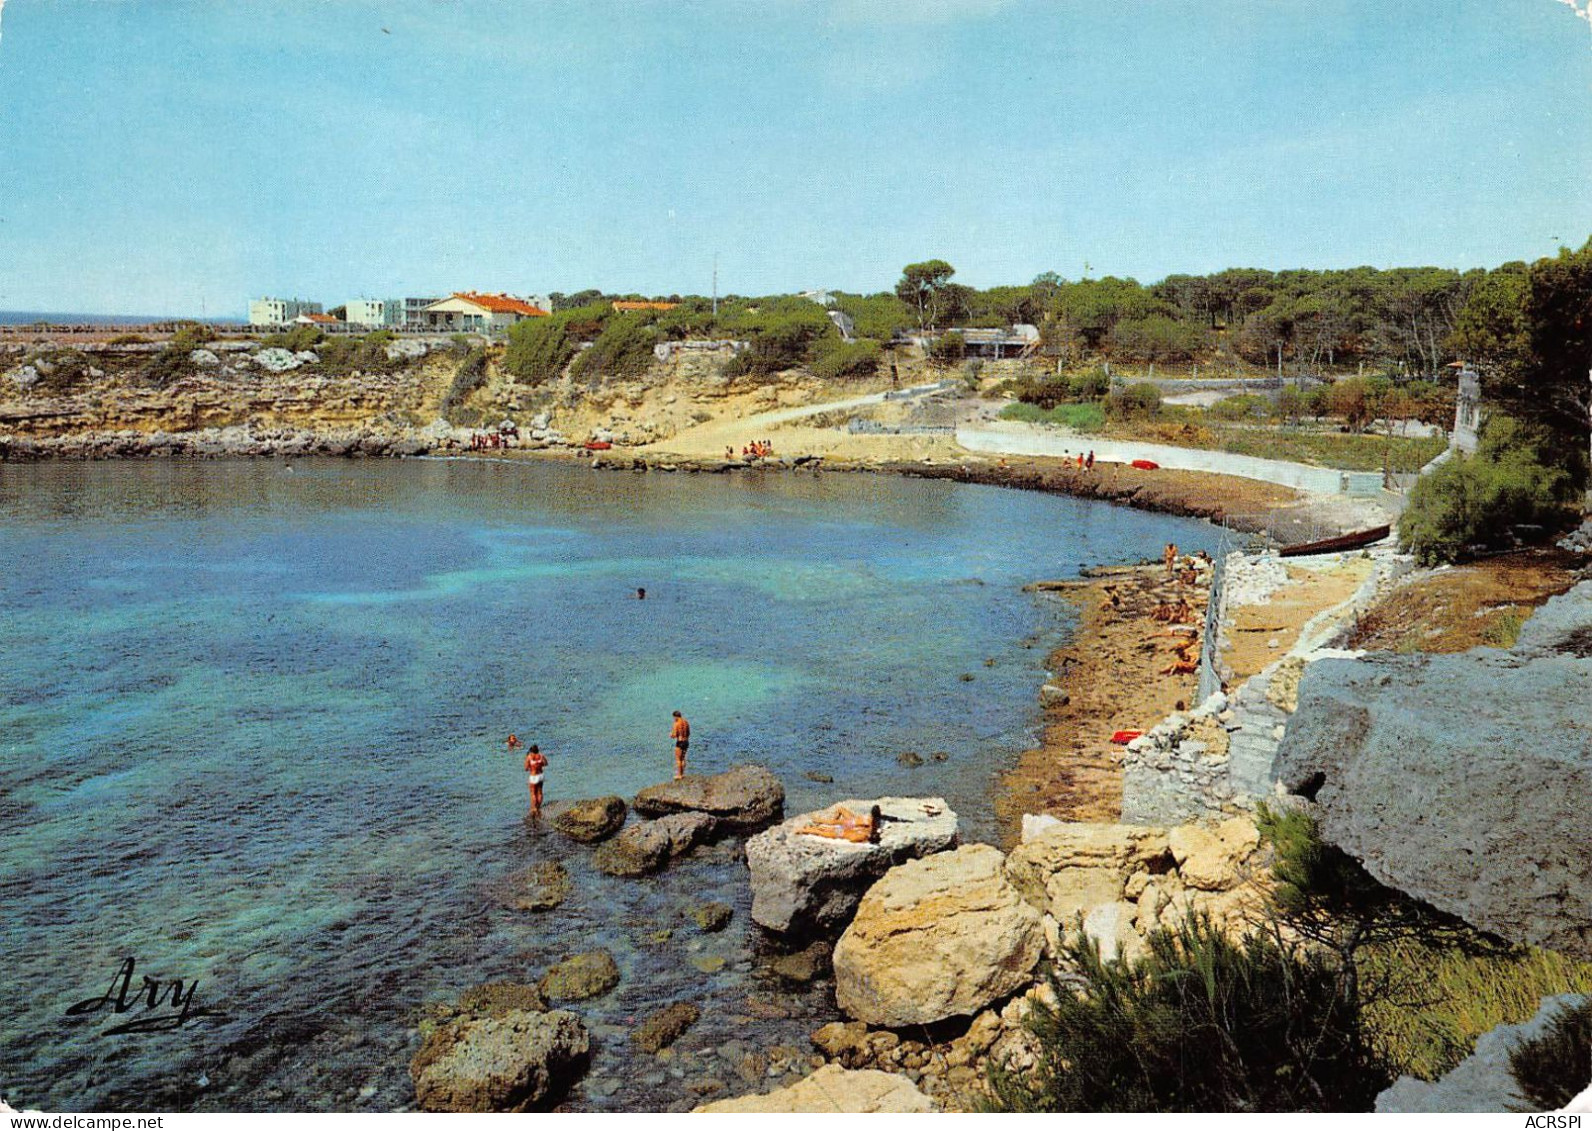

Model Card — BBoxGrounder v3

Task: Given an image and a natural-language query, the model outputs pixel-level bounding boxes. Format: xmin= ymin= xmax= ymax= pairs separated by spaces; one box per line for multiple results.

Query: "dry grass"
xmin=1364 ymin=939 xmax=1592 ymax=1080
xmin=1345 ymin=549 xmax=1581 ymax=654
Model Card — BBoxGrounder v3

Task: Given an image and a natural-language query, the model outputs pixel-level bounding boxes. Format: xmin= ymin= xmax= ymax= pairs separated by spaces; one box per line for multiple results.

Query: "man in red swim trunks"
xmin=671 ymin=710 xmax=690 ymax=780
xmin=524 ymin=743 xmax=547 ymax=818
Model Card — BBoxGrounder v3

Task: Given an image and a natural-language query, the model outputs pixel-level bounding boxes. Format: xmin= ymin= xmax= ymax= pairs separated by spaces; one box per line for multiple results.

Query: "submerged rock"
xmin=411 ymin=1008 xmax=589 ymax=1112
xmin=485 ymin=861 xmax=571 ymax=912
xmin=745 ymin=797 xmax=959 ymax=935
xmin=770 ymin=940 xmax=831 ymax=984
xmin=633 ymin=764 xmax=784 ymax=831
xmin=632 ymin=1002 xmax=701 ymax=1054
xmin=594 ymin=812 xmax=718 ymax=876
xmin=538 ymin=950 xmax=620 ymax=1003
xmin=456 ymin=982 xmax=548 ymax=1018
xmin=686 ymin=901 xmax=733 ymax=932
xmin=833 ymin=844 xmax=1043 ymax=1027
xmin=695 ymin=1063 xmax=934 ymax=1113
xmin=552 ymin=796 xmax=628 ymax=843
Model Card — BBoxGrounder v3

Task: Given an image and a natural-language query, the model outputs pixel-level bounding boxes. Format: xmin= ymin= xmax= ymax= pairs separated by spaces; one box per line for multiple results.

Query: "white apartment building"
xmin=248 ymin=297 xmax=322 ymax=326
xmin=345 ymin=299 xmax=403 ymax=328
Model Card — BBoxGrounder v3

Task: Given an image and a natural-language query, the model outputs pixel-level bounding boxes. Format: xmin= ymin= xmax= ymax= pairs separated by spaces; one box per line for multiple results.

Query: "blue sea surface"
xmin=0 ymin=458 xmax=1216 ymax=1110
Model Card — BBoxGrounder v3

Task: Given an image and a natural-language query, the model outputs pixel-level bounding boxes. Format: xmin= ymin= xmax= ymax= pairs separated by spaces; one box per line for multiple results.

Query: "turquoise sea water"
xmin=0 ymin=458 xmax=1216 ymax=1111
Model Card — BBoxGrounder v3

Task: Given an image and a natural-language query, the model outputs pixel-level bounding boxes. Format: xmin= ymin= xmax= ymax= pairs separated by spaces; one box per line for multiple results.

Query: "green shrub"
xmin=170 ymin=322 xmax=214 ymax=352
xmin=260 ymin=325 xmax=323 ymax=353
xmin=1210 ymin=393 xmax=1272 ymax=422
xmin=1398 ymin=417 xmax=1576 ymax=565
xmin=439 ymin=346 xmax=489 ymax=424
xmin=503 ymin=317 xmax=575 ymax=384
xmin=1106 ymin=381 xmax=1162 ymax=419
xmin=990 ymin=912 xmax=1392 ymax=1112
xmin=1107 ymin=313 xmax=1210 ymax=362
xmin=314 ymin=333 xmax=401 ymax=375
xmin=727 ymin=318 xmax=826 ymax=380
xmin=926 ymin=331 xmax=965 ymax=364
xmin=1509 ymin=997 xmax=1592 ymax=1110
xmin=998 ymin=401 xmax=1105 ymax=430
xmin=569 ymin=315 xmax=657 ymax=383
xmin=809 ymin=337 xmax=880 ymax=381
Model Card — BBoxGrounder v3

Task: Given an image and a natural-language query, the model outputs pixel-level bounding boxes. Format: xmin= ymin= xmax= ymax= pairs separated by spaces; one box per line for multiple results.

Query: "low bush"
xmin=439 ymin=346 xmax=489 ymax=424
xmin=260 ymin=325 xmax=323 ymax=353
xmin=569 ymin=315 xmax=657 ymax=384
xmin=1105 ymin=381 xmax=1162 ymax=419
xmin=809 ymin=338 xmax=880 ymax=381
xmin=926 ymin=331 xmax=965 ymax=365
xmin=1209 ymin=393 xmax=1272 ymax=422
xmin=998 ymin=401 xmax=1105 ymax=430
xmin=990 ymin=912 xmax=1391 ymax=1112
xmin=1398 ymin=417 xmax=1577 ymax=565
xmin=503 ymin=317 xmax=576 ymax=384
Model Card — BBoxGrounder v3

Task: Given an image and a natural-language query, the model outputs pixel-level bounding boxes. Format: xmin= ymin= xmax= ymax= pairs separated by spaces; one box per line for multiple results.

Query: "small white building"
xmin=249 ymin=297 xmax=322 ymax=326
xmin=420 ymin=292 xmax=550 ymax=333
xmin=345 ymin=299 xmax=403 ymax=328
xmin=799 ymin=289 xmax=836 ymax=307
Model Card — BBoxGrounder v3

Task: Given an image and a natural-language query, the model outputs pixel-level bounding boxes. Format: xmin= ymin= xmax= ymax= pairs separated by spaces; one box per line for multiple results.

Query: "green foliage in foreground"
xmin=1398 ymin=416 xmax=1577 ymax=565
xmin=998 ymin=401 xmax=1105 ymax=431
xmin=1510 ymin=997 xmax=1592 ymax=1111
xmin=1207 ymin=427 xmax=1445 ymax=473
xmin=990 ymin=913 xmax=1392 ymax=1113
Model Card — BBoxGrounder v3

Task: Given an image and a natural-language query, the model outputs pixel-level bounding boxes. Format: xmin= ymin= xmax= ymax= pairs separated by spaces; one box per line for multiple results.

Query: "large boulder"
xmin=411 ymin=1008 xmax=589 ymax=1112
xmin=1274 ymin=629 xmax=1592 ymax=960
xmin=593 ymin=812 xmax=718 ymax=876
xmin=552 ymin=796 xmax=627 ymax=843
xmin=1004 ymin=822 xmax=1171 ymax=923
xmin=745 ymin=797 xmax=959 ymax=934
xmin=633 ymin=763 xmax=784 ymax=831
xmin=695 ymin=1063 xmax=934 ymax=1113
xmin=833 ymin=844 xmax=1043 ymax=1027
xmin=1167 ymin=817 xmax=1260 ymax=893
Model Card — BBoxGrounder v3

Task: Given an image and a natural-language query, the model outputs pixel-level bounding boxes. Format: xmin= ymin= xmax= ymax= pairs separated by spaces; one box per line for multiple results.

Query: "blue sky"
xmin=0 ymin=0 xmax=1590 ymax=316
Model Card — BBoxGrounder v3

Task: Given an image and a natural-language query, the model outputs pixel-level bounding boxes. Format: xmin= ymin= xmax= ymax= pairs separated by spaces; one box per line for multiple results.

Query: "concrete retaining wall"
xmin=956 ymin=423 xmax=1384 ymax=496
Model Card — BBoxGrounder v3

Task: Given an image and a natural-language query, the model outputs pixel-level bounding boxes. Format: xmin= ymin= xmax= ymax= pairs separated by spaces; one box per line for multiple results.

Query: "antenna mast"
xmin=712 ymin=254 xmax=718 ymax=317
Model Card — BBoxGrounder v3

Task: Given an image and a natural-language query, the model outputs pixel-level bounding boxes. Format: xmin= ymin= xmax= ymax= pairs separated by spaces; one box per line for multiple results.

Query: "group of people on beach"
xmin=509 ymin=710 xmax=691 ymax=819
xmin=469 ymin=431 xmax=511 ymax=451
xmin=726 ymin=440 xmax=775 ymax=460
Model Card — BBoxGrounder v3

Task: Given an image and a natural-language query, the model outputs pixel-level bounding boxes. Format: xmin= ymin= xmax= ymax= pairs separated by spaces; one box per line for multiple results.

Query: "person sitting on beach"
xmin=524 ymin=743 xmax=548 ymax=818
xmin=795 ymin=804 xmax=883 ymax=844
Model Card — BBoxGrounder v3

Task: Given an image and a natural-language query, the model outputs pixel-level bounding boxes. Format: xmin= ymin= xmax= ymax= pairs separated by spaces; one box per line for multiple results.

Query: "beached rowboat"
xmin=1278 ymin=524 xmax=1391 ymax=558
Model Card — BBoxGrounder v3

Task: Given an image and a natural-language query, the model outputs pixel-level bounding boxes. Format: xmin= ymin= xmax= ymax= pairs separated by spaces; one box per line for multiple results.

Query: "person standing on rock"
xmin=524 ymin=743 xmax=548 ymax=818
xmin=670 ymin=710 xmax=690 ymax=780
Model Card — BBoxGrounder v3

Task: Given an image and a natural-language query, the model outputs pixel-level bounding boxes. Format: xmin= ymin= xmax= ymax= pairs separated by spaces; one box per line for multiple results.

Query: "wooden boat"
xmin=1279 ymin=524 xmax=1391 ymax=558
xmin=1130 ymin=459 xmax=1159 ymax=471
xmin=583 ymin=441 xmax=613 ymax=451
xmin=1110 ymin=729 xmax=1143 ymax=745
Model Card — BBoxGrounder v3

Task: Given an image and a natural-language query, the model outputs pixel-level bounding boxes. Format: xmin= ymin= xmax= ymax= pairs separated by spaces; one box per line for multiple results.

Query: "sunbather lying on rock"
xmin=795 ymin=804 xmax=883 ymax=844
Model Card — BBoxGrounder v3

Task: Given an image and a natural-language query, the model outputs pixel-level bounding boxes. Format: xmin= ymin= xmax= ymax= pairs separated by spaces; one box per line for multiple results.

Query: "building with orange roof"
xmin=294 ymin=311 xmax=341 ymax=326
xmin=421 ymin=292 xmax=551 ymax=333
xmin=611 ymin=300 xmax=679 ymax=312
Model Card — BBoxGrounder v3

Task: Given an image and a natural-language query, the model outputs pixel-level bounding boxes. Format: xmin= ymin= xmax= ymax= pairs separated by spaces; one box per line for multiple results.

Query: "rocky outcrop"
xmin=1377 ymin=994 xmax=1589 ymax=1112
xmin=593 ymin=812 xmax=718 ymax=876
xmin=633 ymin=764 xmax=784 ymax=831
xmin=695 ymin=1063 xmax=935 ymax=1113
xmin=552 ymin=796 xmax=627 ymax=843
xmin=833 ymin=844 xmax=1043 ymax=1027
xmin=744 ymin=797 xmax=959 ymax=934
xmin=1004 ymin=821 xmax=1171 ymax=923
xmin=1275 ymin=599 xmax=1592 ymax=959
xmin=1002 ymin=817 xmax=1269 ymax=964
xmin=485 ymin=861 xmax=571 ymax=911
xmin=411 ymin=1008 xmax=589 ymax=1112
xmin=537 ymin=950 xmax=620 ymax=1002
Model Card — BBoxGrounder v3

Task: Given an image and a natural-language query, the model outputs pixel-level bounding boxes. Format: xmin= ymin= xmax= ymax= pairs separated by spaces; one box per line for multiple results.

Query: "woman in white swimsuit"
xmin=524 ymin=743 xmax=548 ymax=818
